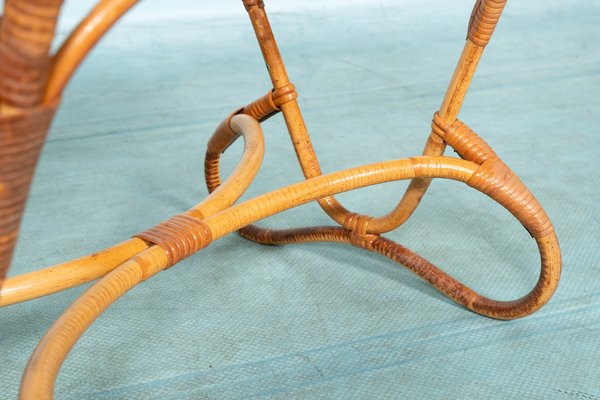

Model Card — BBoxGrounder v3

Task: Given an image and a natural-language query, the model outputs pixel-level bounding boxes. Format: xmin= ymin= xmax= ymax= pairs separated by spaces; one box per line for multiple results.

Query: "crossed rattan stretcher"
xmin=0 ymin=0 xmax=561 ymax=398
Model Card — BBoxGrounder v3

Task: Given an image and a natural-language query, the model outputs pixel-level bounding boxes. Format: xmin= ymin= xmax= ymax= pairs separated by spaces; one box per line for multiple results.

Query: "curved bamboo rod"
xmin=0 ymin=114 xmax=264 ymax=307
xmin=20 ymin=154 xmax=560 ymax=399
xmin=43 ymin=0 xmax=141 ymax=102
xmin=365 ymin=0 xmax=508 ymax=233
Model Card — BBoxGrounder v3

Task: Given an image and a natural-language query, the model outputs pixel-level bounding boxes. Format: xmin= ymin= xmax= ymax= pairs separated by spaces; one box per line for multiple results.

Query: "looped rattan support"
xmin=135 ymin=215 xmax=213 ymax=269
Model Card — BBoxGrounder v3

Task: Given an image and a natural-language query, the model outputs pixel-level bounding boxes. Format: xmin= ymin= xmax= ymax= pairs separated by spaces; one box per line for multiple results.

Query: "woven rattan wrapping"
xmin=0 ymin=102 xmax=56 ymax=282
xmin=468 ymin=0 xmax=507 ymax=47
xmin=135 ymin=215 xmax=213 ymax=268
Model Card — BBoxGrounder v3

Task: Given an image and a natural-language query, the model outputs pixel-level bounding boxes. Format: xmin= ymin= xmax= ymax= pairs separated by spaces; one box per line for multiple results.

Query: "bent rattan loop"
xmin=0 ymin=0 xmax=63 ymax=108
xmin=135 ymin=214 xmax=213 ymax=268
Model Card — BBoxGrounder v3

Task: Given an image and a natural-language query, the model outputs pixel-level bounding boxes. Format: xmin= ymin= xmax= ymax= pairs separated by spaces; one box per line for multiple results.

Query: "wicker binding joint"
xmin=135 ymin=214 xmax=213 ymax=269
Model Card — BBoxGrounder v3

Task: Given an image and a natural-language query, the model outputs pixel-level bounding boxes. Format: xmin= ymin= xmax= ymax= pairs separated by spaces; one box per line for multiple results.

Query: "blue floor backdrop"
xmin=1 ymin=0 xmax=599 ymax=398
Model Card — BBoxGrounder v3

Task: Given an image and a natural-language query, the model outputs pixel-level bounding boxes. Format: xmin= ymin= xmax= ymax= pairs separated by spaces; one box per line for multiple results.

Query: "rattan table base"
xmin=0 ymin=1 xmax=561 ymax=398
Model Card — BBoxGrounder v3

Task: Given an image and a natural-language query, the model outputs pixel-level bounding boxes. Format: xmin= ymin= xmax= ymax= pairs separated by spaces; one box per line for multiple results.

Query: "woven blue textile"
xmin=1 ymin=0 xmax=599 ymax=398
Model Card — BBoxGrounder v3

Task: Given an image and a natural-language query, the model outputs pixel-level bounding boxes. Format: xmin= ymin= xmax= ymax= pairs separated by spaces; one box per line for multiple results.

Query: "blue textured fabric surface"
xmin=1 ymin=1 xmax=599 ymax=398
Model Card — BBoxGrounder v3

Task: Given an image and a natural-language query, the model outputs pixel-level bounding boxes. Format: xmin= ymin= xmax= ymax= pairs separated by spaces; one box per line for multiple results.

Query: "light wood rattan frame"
xmin=0 ymin=1 xmax=561 ymax=398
